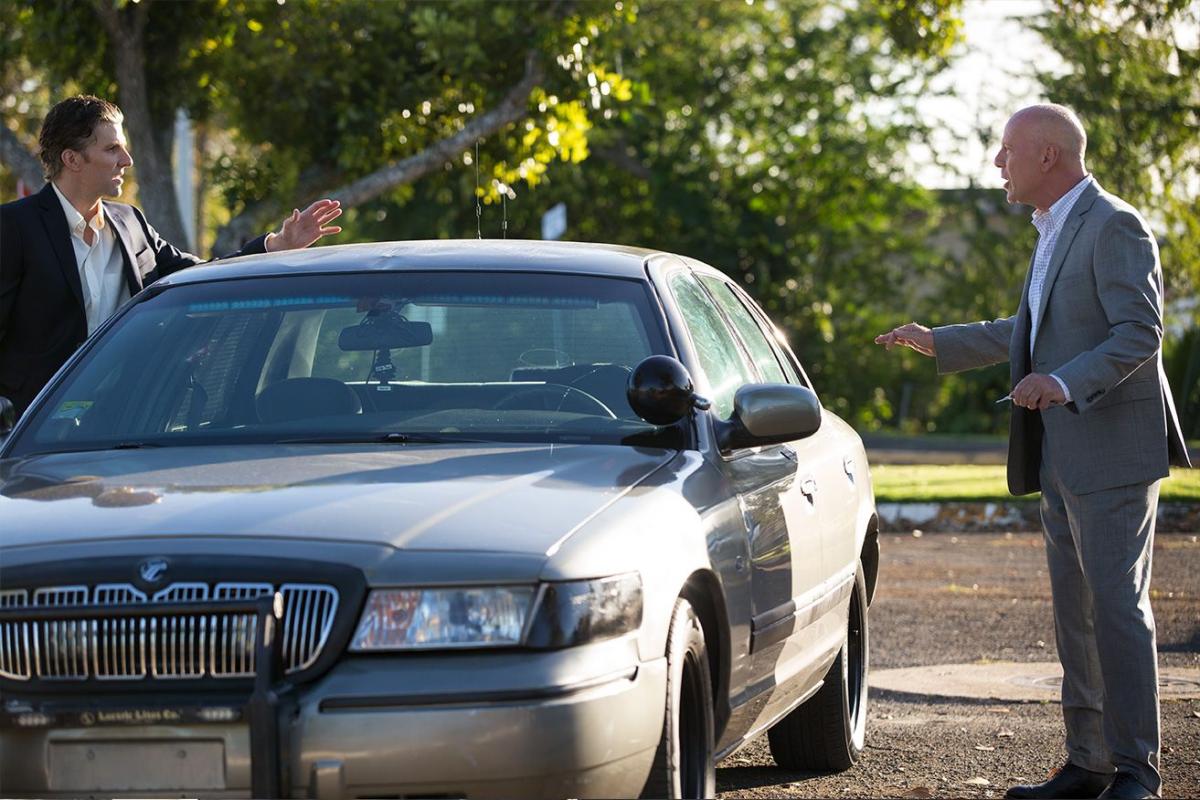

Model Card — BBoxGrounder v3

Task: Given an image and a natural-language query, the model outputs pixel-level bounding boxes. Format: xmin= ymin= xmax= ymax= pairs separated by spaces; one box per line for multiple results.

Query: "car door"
xmin=696 ymin=273 xmax=855 ymax=714
xmin=723 ymin=280 xmax=862 ymax=587
xmin=666 ymin=270 xmax=823 ymax=709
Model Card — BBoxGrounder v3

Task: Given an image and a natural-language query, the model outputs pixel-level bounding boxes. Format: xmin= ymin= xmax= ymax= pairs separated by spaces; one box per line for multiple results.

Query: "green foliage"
xmin=351 ymin=0 xmax=966 ymax=430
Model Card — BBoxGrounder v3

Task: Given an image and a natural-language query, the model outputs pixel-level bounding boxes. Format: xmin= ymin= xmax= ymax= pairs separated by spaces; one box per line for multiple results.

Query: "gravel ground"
xmin=717 ymin=531 xmax=1200 ymax=799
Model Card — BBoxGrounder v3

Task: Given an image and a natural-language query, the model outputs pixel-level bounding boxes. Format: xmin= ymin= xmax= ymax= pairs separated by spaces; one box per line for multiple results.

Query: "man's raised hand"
xmin=874 ymin=322 xmax=936 ymax=357
xmin=266 ymin=199 xmax=344 ymax=252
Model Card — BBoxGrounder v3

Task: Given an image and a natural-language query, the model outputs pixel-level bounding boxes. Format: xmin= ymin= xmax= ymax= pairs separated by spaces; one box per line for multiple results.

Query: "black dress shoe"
xmin=1006 ymin=762 xmax=1112 ymax=799
xmin=1097 ymin=773 xmax=1157 ymax=799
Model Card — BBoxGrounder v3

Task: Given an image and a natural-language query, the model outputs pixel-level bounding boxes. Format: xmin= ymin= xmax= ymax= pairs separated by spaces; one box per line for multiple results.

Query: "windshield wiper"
xmin=111 ymin=441 xmax=163 ymax=450
xmin=277 ymin=432 xmax=495 ymax=445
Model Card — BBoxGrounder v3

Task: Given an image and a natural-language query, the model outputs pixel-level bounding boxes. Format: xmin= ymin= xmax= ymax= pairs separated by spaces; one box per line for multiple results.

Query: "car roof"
xmin=156 ymin=239 xmax=678 ymax=286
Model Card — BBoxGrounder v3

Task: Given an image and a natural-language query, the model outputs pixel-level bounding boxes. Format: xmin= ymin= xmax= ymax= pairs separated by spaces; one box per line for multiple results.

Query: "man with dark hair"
xmin=877 ymin=104 xmax=1190 ymax=800
xmin=0 ymin=95 xmax=343 ymax=416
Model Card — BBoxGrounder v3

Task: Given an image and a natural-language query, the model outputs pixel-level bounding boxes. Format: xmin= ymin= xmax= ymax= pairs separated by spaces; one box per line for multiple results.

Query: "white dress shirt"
xmin=52 ymin=183 xmax=130 ymax=335
xmin=1028 ymin=175 xmax=1093 ymax=402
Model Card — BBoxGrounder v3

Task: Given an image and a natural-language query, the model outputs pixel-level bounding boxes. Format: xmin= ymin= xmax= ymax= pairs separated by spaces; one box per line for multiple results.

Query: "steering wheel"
xmin=492 ymin=384 xmax=617 ymax=418
xmin=566 ymin=364 xmax=634 ymax=416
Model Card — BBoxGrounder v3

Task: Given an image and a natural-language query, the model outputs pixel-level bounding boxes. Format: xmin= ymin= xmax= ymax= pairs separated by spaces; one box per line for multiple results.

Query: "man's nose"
xmin=120 ymin=148 xmax=133 ymax=168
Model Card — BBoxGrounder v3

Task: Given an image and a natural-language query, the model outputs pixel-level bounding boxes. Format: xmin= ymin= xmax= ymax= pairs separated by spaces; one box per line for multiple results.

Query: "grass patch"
xmin=872 ymin=464 xmax=1200 ymax=503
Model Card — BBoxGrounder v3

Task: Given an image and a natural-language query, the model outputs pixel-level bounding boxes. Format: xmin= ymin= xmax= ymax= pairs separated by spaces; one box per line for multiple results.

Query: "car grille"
xmin=0 ymin=582 xmax=338 ymax=681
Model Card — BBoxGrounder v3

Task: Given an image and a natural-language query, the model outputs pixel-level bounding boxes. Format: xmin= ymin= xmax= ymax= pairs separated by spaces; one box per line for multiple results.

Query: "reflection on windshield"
xmin=12 ymin=272 xmax=682 ymax=456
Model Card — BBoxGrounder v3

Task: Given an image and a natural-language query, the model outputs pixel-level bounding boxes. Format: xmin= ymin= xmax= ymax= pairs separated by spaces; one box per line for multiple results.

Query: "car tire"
xmin=640 ymin=596 xmax=717 ymax=799
xmin=767 ymin=562 xmax=869 ymax=772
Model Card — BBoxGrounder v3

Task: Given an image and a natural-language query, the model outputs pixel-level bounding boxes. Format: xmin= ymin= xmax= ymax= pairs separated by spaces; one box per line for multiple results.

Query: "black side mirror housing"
xmin=627 ymin=355 xmax=711 ymax=425
xmin=715 ymin=383 xmax=822 ymax=452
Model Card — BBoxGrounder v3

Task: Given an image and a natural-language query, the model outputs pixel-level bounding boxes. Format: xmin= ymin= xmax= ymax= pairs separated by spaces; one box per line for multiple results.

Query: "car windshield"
xmin=10 ymin=270 xmax=680 ymax=456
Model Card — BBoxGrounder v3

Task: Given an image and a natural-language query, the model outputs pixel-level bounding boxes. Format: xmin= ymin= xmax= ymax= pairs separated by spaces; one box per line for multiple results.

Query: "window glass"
xmin=669 ymin=271 xmax=756 ymax=420
xmin=698 ymin=275 xmax=787 ymax=384
xmin=12 ymin=272 xmax=676 ymax=456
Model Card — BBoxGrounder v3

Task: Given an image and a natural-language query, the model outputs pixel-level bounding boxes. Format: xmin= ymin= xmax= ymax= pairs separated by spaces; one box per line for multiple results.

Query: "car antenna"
xmin=474 ymin=139 xmax=483 ymax=239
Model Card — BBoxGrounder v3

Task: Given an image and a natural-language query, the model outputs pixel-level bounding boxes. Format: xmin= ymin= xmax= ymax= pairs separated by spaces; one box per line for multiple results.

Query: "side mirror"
xmin=716 ymin=383 xmax=822 ymax=452
xmin=627 ymin=356 xmax=711 ymax=425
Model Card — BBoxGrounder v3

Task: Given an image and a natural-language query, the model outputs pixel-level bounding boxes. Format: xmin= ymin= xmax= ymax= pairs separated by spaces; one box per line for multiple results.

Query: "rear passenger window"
xmin=698 ymin=276 xmax=788 ymax=384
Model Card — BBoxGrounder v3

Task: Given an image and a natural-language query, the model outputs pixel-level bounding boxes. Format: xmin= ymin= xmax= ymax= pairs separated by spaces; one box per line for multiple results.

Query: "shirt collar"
xmin=51 ymin=182 xmax=106 ymax=240
xmin=1031 ymin=174 xmax=1093 ymax=233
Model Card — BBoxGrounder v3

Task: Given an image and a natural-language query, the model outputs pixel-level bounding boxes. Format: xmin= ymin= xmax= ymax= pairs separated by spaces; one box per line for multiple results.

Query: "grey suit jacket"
xmin=931 ymin=181 xmax=1190 ymax=496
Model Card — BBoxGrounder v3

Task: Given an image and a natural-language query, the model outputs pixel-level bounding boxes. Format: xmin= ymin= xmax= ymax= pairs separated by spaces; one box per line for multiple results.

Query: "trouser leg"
xmin=1062 ymin=478 xmax=1162 ymax=795
xmin=1039 ymin=456 xmax=1112 ymax=775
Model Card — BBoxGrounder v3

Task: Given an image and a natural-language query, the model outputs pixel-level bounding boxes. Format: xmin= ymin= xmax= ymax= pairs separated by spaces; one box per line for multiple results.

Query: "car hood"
xmin=0 ymin=444 xmax=677 ymax=553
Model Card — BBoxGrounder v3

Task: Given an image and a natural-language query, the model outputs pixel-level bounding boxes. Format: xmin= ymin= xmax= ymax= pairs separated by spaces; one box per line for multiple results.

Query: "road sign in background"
xmin=541 ymin=203 xmax=567 ymax=240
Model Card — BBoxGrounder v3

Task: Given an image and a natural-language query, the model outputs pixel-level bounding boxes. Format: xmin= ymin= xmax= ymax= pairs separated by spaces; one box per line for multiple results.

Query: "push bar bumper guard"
xmin=0 ymin=594 xmax=291 ymax=797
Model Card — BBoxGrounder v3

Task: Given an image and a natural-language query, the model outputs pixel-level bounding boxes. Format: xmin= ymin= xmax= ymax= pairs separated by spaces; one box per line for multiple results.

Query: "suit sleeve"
xmin=0 ymin=203 xmax=24 ymax=347
xmin=1052 ymin=211 xmax=1163 ymax=413
xmin=932 ymin=315 xmax=1016 ymax=374
xmin=132 ymin=205 xmax=268 ymax=283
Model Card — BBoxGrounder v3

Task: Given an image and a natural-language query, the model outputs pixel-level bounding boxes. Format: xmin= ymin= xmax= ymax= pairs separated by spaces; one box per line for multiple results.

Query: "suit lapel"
xmin=35 ymin=184 xmax=85 ymax=312
xmin=1031 ymin=182 xmax=1099 ymax=342
xmin=104 ymin=206 xmax=144 ymax=293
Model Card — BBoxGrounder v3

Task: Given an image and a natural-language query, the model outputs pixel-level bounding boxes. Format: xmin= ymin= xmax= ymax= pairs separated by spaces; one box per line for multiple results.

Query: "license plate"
xmin=49 ymin=740 xmax=225 ymax=791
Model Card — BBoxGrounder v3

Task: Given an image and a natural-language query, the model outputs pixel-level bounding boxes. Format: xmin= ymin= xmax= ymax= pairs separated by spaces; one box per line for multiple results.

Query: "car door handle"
xmin=800 ymin=476 xmax=817 ymax=498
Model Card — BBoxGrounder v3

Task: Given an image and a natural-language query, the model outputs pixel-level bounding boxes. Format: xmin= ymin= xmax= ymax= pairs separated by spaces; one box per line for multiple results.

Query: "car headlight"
xmin=350 ymin=587 xmax=536 ymax=651
xmin=525 ymin=573 xmax=642 ymax=649
xmin=349 ymin=573 xmax=642 ymax=652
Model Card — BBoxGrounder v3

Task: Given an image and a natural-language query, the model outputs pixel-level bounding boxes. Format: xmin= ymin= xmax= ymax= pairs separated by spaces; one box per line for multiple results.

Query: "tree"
xmin=0 ymin=0 xmax=627 ymax=252
xmin=348 ymin=0 xmax=965 ymax=428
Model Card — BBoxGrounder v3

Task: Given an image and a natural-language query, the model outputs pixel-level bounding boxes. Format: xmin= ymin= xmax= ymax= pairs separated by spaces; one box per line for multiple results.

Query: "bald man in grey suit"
xmin=877 ymin=104 xmax=1190 ymax=800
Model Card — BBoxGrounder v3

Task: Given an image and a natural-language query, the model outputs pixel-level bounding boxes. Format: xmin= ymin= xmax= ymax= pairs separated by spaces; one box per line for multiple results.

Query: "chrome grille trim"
xmin=93 ymin=585 xmax=148 ymax=680
xmin=0 ymin=582 xmax=339 ymax=681
xmin=280 ymin=584 xmax=339 ymax=672
xmin=212 ymin=583 xmax=271 ymax=677
xmin=0 ymin=590 xmax=31 ymax=680
xmin=33 ymin=587 xmax=88 ymax=681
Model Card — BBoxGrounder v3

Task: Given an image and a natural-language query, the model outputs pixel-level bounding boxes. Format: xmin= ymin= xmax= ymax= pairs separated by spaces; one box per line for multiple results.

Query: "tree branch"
xmin=92 ymin=0 xmax=191 ymax=249
xmin=0 ymin=124 xmax=45 ymax=190
xmin=211 ymin=53 xmax=545 ymax=254
xmin=589 ymin=140 xmax=653 ymax=181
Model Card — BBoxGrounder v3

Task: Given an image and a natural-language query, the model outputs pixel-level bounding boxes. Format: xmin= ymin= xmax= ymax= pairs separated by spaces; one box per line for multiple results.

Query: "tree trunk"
xmin=92 ymin=0 xmax=191 ymax=252
xmin=0 ymin=125 xmax=45 ymax=191
xmin=211 ymin=54 xmax=544 ymax=255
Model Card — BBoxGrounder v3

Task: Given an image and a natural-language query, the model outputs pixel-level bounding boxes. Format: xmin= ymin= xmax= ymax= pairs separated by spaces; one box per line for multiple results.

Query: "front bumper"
xmin=0 ymin=645 xmax=667 ymax=799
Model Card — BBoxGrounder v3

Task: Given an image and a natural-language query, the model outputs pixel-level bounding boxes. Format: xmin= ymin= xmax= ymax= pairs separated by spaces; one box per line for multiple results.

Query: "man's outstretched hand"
xmin=266 ymin=199 xmax=344 ymax=252
xmin=874 ymin=322 xmax=936 ymax=357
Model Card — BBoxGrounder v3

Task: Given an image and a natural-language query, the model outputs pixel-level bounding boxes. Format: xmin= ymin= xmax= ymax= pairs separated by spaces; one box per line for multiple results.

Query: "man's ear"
xmin=60 ymin=148 xmax=81 ymax=174
xmin=1040 ymin=143 xmax=1060 ymax=172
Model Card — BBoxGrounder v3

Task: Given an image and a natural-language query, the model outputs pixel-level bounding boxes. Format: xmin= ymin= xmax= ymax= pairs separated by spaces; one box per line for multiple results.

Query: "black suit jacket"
xmin=0 ymin=182 xmax=267 ymax=416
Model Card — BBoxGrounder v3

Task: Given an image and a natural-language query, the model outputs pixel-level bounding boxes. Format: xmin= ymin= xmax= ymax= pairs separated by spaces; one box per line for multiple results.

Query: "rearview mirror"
xmin=339 ymin=312 xmax=432 ymax=352
xmin=627 ymin=356 xmax=711 ymax=425
xmin=715 ymin=383 xmax=822 ymax=452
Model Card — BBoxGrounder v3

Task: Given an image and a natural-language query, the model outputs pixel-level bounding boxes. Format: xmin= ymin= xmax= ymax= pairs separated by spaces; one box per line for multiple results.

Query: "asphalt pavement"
xmin=717 ymin=531 xmax=1200 ymax=799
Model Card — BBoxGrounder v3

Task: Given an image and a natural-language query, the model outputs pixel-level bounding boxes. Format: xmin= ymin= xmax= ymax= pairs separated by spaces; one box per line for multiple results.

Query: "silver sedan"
xmin=0 ymin=240 xmax=878 ymax=798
